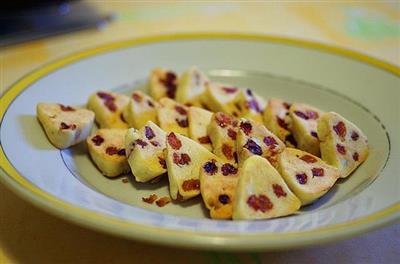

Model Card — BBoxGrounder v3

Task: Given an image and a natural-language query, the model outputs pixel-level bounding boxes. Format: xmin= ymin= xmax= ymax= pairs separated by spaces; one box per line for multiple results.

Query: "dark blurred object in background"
xmin=0 ymin=0 xmax=112 ymax=47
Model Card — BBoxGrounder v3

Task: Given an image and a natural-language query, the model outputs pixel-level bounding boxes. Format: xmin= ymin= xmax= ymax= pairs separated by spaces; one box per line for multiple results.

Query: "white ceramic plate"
xmin=1 ymin=33 xmax=399 ymax=251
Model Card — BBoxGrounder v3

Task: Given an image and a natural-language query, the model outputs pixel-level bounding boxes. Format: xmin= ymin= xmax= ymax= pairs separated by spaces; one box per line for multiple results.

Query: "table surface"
xmin=1 ymin=2 xmax=399 ymax=263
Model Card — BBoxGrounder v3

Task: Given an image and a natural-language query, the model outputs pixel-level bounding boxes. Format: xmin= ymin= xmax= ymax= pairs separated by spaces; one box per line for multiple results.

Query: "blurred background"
xmin=1 ymin=1 xmax=399 ymax=263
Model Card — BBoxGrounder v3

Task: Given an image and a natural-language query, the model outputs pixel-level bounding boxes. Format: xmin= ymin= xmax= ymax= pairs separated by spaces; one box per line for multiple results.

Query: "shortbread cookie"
xmin=125 ymin=121 xmax=167 ymax=182
xmin=277 ymin=148 xmax=340 ymax=205
xmin=236 ymin=118 xmax=285 ymax=167
xmin=318 ymin=112 xmax=368 ymax=178
xmin=165 ymin=132 xmax=216 ymax=201
xmin=201 ymin=82 xmax=242 ymax=117
xmin=187 ymin=106 xmax=213 ymax=151
xmin=176 ymin=66 xmax=208 ymax=106
xmin=87 ymin=129 xmax=130 ymax=177
xmin=122 ymin=91 xmax=159 ymax=129
xmin=233 ymin=155 xmax=301 ymax=220
xmin=157 ymin=98 xmax=189 ymax=136
xmin=87 ymin=91 xmax=129 ymax=128
xmin=149 ymin=68 xmax=178 ymax=100
xmin=200 ymin=159 xmax=239 ymax=219
xmin=37 ymin=103 xmax=95 ymax=149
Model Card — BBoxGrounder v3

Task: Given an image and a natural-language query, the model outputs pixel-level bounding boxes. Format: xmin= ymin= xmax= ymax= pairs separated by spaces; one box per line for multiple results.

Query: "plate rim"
xmin=0 ymin=32 xmax=399 ymax=251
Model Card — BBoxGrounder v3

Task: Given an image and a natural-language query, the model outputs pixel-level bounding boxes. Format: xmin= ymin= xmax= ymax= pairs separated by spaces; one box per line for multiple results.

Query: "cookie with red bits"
xmin=236 ymin=88 xmax=267 ymax=123
xmin=318 ymin=112 xmax=368 ymax=178
xmin=122 ymin=91 xmax=159 ymax=129
xmin=157 ymin=98 xmax=189 ymax=137
xmin=176 ymin=66 xmax=209 ymax=106
xmin=201 ymin=82 xmax=242 ymax=117
xmin=149 ymin=68 xmax=178 ymax=100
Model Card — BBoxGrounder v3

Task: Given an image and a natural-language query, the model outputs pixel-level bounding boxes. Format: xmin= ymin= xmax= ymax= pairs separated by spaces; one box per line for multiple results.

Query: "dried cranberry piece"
xmin=97 ymin=92 xmax=114 ymax=101
xmin=147 ymin=100 xmax=154 ymax=107
xmin=351 ymin=131 xmax=359 ymax=141
xmin=161 ymin=72 xmax=177 ymax=98
xmin=336 ymin=144 xmax=346 ymax=155
xmin=142 ymin=194 xmax=158 ymax=204
xmin=244 ymin=139 xmax=262 ymax=155
xmin=173 ymin=153 xmax=191 ymax=166
xmin=263 ymin=136 xmax=278 ymax=149
xmin=91 ymin=135 xmax=104 ymax=146
xmin=246 ymin=89 xmax=253 ymax=96
xmin=174 ymin=106 xmax=187 ymax=115
xmin=227 ymin=128 xmax=237 ymax=140
xmin=176 ymin=118 xmax=189 ymax=128
xmin=222 ymin=87 xmax=238 ymax=94
xmin=222 ymin=144 xmax=234 ymax=160
xmin=158 ymin=157 xmax=167 ymax=169
xmin=312 ymin=167 xmax=324 ymax=177
xmin=145 ymin=126 xmax=156 ymax=140
xmin=135 ymin=139 xmax=148 ymax=148
xmin=215 ymin=112 xmax=233 ymax=128
xmin=247 ymin=99 xmax=262 ymax=113
xmin=132 ymin=92 xmax=142 ymax=102
xmin=218 ymin=194 xmax=230 ymax=205
xmin=117 ymin=148 xmax=126 ymax=156
xmin=306 ymin=111 xmax=319 ymax=120
xmin=333 ymin=121 xmax=346 ymax=138
xmin=311 ymin=131 xmax=318 ymax=138
xmin=150 ymin=141 xmax=159 ymax=147
xmin=203 ymin=160 xmax=218 ymax=175
xmin=296 ymin=173 xmax=308 ymax=184
xmin=105 ymin=146 xmax=119 ymax=155
xmin=285 ymin=134 xmax=297 ymax=147
xmin=282 ymin=102 xmax=291 ymax=110
xmin=353 ymin=152 xmax=359 ymax=161
xmin=221 ymin=163 xmax=238 ymax=176
xmin=60 ymin=122 xmax=76 ymax=130
xmin=247 ymin=195 xmax=273 ymax=212
xmin=273 ymin=184 xmax=287 ymax=198
xmin=167 ymin=133 xmax=182 ymax=150
xmin=156 ymin=197 xmax=171 ymax=207
xmin=294 ymin=111 xmax=309 ymax=120
xmin=198 ymin=136 xmax=211 ymax=144
xmin=277 ymin=117 xmax=288 ymax=129
xmin=300 ymin=154 xmax=317 ymax=163
xmin=104 ymin=100 xmax=117 ymax=112
xmin=59 ymin=104 xmax=75 ymax=111
xmin=240 ymin=121 xmax=252 ymax=135
xmin=182 ymin=179 xmax=200 ymax=191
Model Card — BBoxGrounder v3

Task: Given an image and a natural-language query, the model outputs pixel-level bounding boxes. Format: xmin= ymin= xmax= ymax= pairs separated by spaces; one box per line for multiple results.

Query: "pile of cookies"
xmin=36 ymin=66 xmax=369 ymax=220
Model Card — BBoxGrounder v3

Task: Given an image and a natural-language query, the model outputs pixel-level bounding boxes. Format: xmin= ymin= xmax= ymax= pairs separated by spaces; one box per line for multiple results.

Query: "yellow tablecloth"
xmin=1 ymin=2 xmax=399 ymax=263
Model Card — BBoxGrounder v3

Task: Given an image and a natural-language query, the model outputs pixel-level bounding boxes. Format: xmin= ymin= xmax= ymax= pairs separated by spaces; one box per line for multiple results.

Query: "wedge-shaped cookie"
xmin=157 ymin=98 xmax=189 ymax=136
xmin=318 ymin=112 xmax=368 ymax=178
xmin=187 ymin=106 xmax=213 ymax=151
xmin=201 ymin=82 xmax=242 ymax=117
xmin=200 ymin=159 xmax=239 ymax=219
xmin=37 ymin=103 xmax=95 ymax=149
xmin=208 ymin=112 xmax=238 ymax=162
xmin=122 ymin=91 xmax=159 ymax=129
xmin=237 ymin=88 xmax=267 ymax=123
xmin=125 ymin=121 xmax=167 ymax=182
xmin=87 ymin=91 xmax=129 ymax=128
xmin=277 ymin=148 xmax=340 ymax=205
xmin=237 ymin=118 xmax=285 ymax=167
xmin=289 ymin=103 xmax=323 ymax=156
xmin=233 ymin=155 xmax=301 ymax=220
xmin=149 ymin=68 xmax=178 ymax=100
xmin=87 ymin=129 xmax=130 ymax=177
xmin=176 ymin=66 xmax=208 ymax=106
xmin=165 ymin=132 xmax=216 ymax=201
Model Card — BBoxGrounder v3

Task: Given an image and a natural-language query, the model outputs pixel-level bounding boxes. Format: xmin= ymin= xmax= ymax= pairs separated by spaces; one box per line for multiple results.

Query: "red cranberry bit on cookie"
xmin=222 ymin=87 xmax=238 ymax=94
xmin=167 ymin=133 xmax=182 ymax=150
xmin=59 ymin=104 xmax=75 ymax=111
xmin=215 ymin=112 xmax=233 ymax=128
xmin=105 ymin=146 xmax=119 ymax=155
xmin=91 ymin=135 xmax=104 ymax=146
xmin=247 ymin=195 xmax=273 ymax=212
xmin=176 ymin=118 xmax=189 ymax=128
xmin=60 ymin=122 xmax=76 ymax=130
xmin=282 ymin=102 xmax=291 ymax=110
xmin=198 ymin=136 xmax=211 ymax=144
xmin=333 ymin=121 xmax=346 ymax=138
xmin=294 ymin=111 xmax=309 ymax=120
xmin=351 ymin=131 xmax=359 ymax=141
xmin=273 ymin=184 xmax=287 ymax=198
xmin=150 ymin=141 xmax=159 ymax=147
xmin=182 ymin=179 xmax=200 ymax=191
xmin=142 ymin=194 xmax=158 ymax=204
xmin=104 ymin=99 xmax=117 ymax=112
xmin=311 ymin=131 xmax=318 ymax=138
xmin=277 ymin=117 xmax=288 ymax=129
xmin=117 ymin=148 xmax=126 ymax=156
xmin=221 ymin=163 xmax=238 ymax=176
xmin=263 ymin=136 xmax=278 ymax=149
xmin=240 ymin=121 xmax=252 ymax=135
xmin=244 ymin=139 xmax=263 ymax=155
xmin=145 ymin=126 xmax=156 ymax=140
xmin=135 ymin=139 xmax=148 ymax=148
xmin=227 ymin=128 xmax=237 ymax=140
xmin=132 ymin=92 xmax=142 ymax=102
xmin=312 ymin=167 xmax=324 ymax=177
xmin=352 ymin=152 xmax=359 ymax=161
xmin=203 ymin=160 xmax=218 ymax=175
xmin=158 ymin=156 xmax=167 ymax=169
xmin=218 ymin=194 xmax=230 ymax=205
xmin=156 ymin=197 xmax=171 ymax=207
xmin=174 ymin=106 xmax=187 ymax=115
xmin=160 ymin=72 xmax=177 ymax=98
xmin=173 ymin=153 xmax=191 ymax=166
xmin=222 ymin=144 xmax=234 ymax=160
xmin=147 ymin=100 xmax=154 ymax=107
xmin=296 ymin=173 xmax=308 ymax=184
xmin=300 ymin=154 xmax=317 ymax=163
xmin=336 ymin=144 xmax=346 ymax=155
xmin=97 ymin=92 xmax=114 ymax=101
xmin=306 ymin=110 xmax=319 ymax=120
